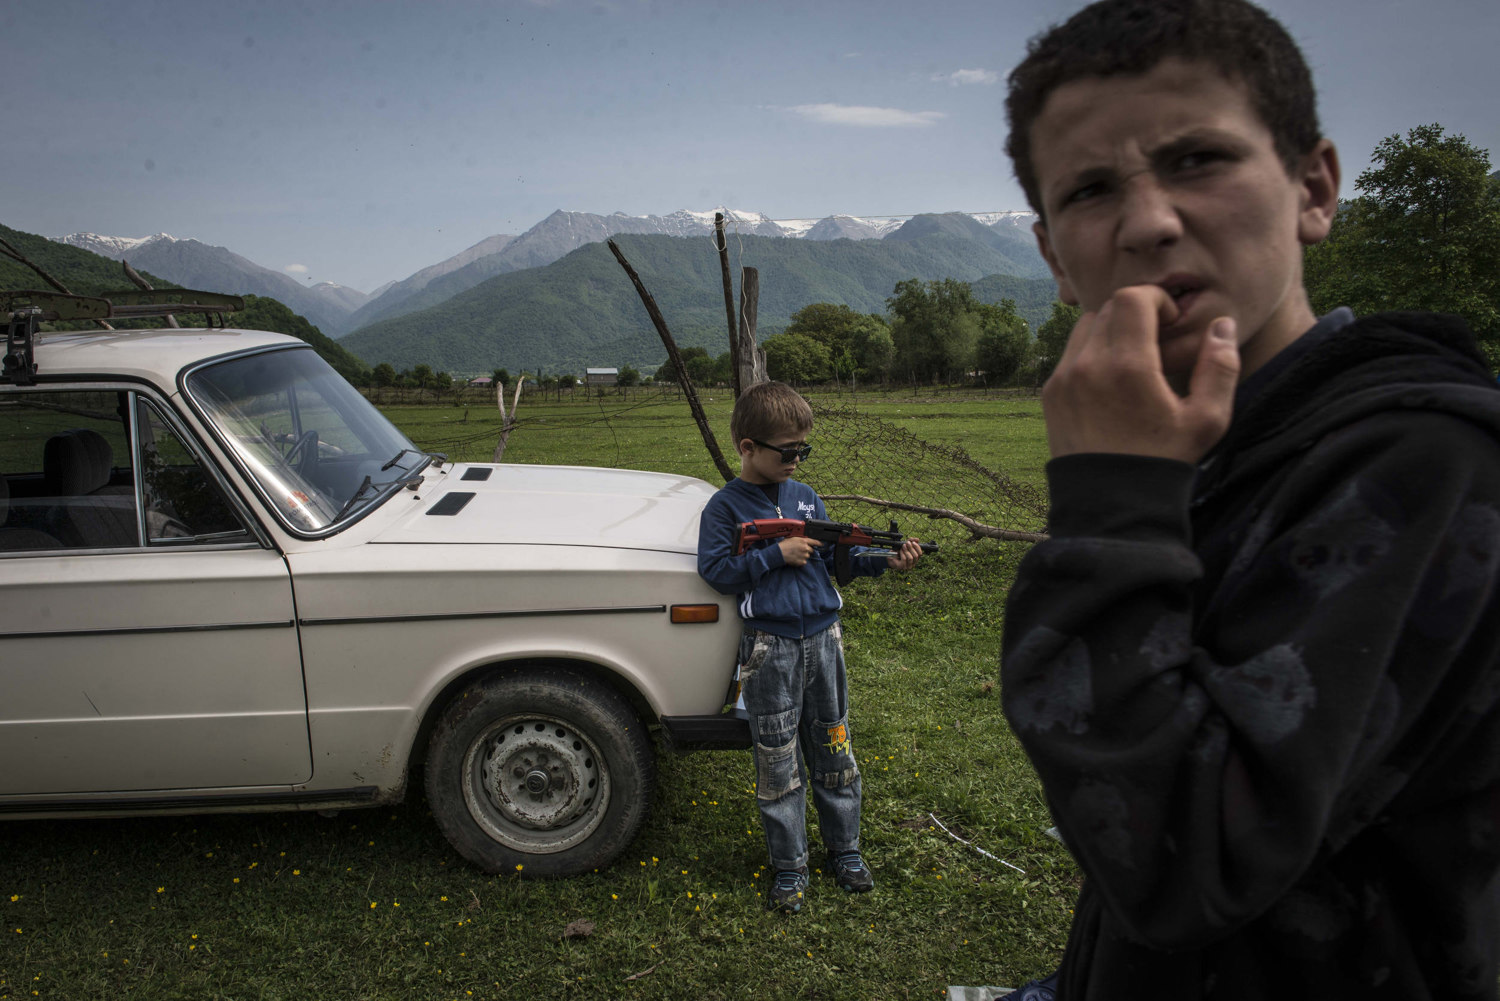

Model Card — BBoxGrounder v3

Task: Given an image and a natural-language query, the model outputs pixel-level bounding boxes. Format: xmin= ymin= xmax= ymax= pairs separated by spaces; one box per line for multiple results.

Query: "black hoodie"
xmin=1001 ymin=312 xmax=1500 ymax=1000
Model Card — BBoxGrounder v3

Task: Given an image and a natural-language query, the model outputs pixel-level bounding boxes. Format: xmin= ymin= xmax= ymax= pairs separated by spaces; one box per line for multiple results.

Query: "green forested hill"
xmin=0 ymin=223 xmax=175 ymax=295
xmin=342 ymin=232 xmax=1060 ymax=373
xmin=1 ymin=223 xmax=368 ymax=381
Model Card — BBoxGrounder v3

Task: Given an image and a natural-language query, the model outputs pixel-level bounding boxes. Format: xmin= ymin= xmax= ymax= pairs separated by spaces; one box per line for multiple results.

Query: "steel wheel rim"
xmin=461 ymin=713 xmax=611 ymax=854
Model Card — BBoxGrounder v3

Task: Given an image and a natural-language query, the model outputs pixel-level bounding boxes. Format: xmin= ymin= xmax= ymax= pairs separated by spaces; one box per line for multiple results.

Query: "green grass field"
xmin=0 ymin=391 xmax=1074 ymax=1001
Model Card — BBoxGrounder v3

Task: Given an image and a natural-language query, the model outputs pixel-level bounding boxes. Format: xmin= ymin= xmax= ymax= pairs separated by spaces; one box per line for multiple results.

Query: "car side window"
xmin=0 ymin=390 xmax=256 ymax=553
xmin=0 ymin=390 xmax=137 ymax=551
xmin=135 ymin=398 xmax=253 ymax=546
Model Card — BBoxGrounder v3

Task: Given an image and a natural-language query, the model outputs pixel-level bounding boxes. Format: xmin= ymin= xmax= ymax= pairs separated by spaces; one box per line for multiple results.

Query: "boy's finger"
xmin=1182 ymin=316 xmax=1240 ymax=448
xmin=1053 ymin=303 xmax=1102 ymax=373
xmin=1098 ymin=285 xmax=1177 ymax=361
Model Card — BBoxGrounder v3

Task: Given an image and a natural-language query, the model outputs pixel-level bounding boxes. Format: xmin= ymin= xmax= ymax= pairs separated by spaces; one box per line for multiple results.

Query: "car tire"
xmin=424 ymin=666 xmax=656 ymax=876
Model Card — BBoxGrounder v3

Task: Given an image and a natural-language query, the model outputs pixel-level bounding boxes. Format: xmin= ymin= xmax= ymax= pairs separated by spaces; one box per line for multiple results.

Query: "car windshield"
xmin=186 ymin=346 xmax=424 ymax=533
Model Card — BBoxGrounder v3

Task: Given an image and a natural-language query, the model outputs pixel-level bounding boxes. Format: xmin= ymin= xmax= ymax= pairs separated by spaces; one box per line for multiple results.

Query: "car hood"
xmin=368 ymin=462 xmax=719 ymax=554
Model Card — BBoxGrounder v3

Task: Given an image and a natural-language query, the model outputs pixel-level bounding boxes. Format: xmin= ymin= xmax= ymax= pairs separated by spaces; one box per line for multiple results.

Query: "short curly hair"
xmin=730 ymin=382 xmax=813 ymax=449
xmin=1006 ymin=0 xmax=1322 ymax=219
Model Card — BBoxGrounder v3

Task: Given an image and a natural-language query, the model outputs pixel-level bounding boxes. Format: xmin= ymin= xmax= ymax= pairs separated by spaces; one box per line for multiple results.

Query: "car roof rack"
xmin=2 ymin=288 xmax=245 ymax=387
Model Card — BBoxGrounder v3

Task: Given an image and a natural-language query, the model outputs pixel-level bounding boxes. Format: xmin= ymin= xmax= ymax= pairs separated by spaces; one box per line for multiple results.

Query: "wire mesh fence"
xmin=798 ymin=403 xmax=1048 ymax=545
xmin=396 ymin=387 xmax=1049 ymax=546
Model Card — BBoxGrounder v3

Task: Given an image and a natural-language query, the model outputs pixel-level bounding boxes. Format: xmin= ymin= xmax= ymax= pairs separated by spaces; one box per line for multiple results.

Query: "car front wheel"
xmin=424 ymin=666 xmax=656 ymax=876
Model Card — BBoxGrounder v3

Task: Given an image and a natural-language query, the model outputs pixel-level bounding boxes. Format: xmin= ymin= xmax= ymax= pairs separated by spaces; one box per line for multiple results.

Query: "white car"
xmin=0 ymin=289 xmax=745 ymax=876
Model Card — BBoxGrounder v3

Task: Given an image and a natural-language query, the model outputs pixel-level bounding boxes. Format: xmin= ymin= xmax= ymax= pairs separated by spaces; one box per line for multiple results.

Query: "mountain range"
xmin=39 ymin=206 xmax=1055 ymax=375
xmin=344 ymin=208 xmax=1041 ymax=334
xmin=55 ymin=207 xmax=1042 ymax=336
xmin=339 ymin=221 xmax=1058 ymax=375
xmin=55 ymin=232 xmax=370 ymax=337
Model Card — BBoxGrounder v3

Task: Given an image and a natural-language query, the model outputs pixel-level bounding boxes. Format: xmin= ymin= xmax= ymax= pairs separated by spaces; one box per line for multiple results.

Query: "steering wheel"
xmin=284 ymin=429 xmax=320 ymax=478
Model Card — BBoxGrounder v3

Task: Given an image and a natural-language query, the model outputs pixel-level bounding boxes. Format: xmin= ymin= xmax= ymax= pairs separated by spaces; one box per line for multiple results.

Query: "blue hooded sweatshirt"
xmin=697 ymin=477 xmax=885 ymax=639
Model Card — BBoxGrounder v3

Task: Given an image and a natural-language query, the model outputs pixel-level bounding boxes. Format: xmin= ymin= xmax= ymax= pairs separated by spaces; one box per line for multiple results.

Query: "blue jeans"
xmin=738 ymin=623 xmax=862 ymax=871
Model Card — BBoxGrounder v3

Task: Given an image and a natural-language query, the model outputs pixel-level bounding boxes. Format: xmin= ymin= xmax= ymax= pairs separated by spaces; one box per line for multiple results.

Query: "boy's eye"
xmin=1064 ymin=181 xmax=1105 ymax=205
xmin=1174 ymin=149 xmax=1226 ymax=171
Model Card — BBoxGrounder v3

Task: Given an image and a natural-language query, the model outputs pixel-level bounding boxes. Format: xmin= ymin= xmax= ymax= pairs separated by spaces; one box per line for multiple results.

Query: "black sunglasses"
xmin=750 ymin=438 xmax=812 ymax=463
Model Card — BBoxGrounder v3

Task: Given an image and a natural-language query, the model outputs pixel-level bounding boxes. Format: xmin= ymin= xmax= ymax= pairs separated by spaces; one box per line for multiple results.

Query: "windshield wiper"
xmin=381 ymin=447 xmax=447 ymax=472
xmin=334 ymin=475 xmax=376 ymax=521
xmin=333 ymin=469 xmax=428 ymax=522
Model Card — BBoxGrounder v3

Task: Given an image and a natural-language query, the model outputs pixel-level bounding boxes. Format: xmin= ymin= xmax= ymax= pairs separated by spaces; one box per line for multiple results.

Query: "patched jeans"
xmin=738 ymin=623 xmax=862 ymax=872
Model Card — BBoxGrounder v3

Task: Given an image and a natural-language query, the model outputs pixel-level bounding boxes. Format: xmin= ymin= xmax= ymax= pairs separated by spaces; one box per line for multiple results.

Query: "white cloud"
xmin=780 ymin=103 xmax=946 ymax=128
xmin=933 ymin=68 xmax=998 ymax=87
xmin=284 ymin=264 xmax=309 ymax=274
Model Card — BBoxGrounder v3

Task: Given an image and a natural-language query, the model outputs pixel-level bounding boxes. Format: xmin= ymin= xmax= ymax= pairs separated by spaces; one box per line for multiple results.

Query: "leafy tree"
xmin=763 ymin=333 xmax=831 ymax=385
xmin=654 ymin=346 xmax=709 ymax=385
xmin=685 ymin=351 xmax=717 ymax=387
xmin=1034 ymin=301 xmax=1082 ymax=382
xmin=886 ymin=278 xmax=983 ymax=382
xmin=617 ymin=364 xmax=640 ymax=387
xmin=710 ymin=352 xmax=734 ymax=386
xmin=372 ymin=362 xmax=397 ymax=388
xmin=1305 ymin=124 xmax=1500 ymax=339
xmin=974 ymin=298 xmax=1032 ymax=384
xmin=852 ymin=321 xmax=896 ymax=381
xmin=557 ymin=373 xmax=576 ymax=392
xmin=411 ymin=363 xmax=436 ymax=390
xmin=784 ymin=302 xmax=889 ymax=366
xmin=492 ymin=367 xmax=511 ymax=387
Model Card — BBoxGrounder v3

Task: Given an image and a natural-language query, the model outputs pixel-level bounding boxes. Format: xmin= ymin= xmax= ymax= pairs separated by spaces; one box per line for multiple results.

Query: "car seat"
xmin=43 ymin=428 xmax=139 ymax=548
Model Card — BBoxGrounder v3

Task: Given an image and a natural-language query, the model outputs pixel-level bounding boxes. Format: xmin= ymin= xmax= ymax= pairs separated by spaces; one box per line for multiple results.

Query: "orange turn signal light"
xmin=670 ymin=604 xmax=720 ymax=624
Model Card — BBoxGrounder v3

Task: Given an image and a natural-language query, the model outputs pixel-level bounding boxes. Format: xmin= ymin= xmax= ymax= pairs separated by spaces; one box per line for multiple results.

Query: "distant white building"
xmin=468 ymin=376 xmax=493 ymax=387
xmin=586 ymin=367 xmax=619 ymax=386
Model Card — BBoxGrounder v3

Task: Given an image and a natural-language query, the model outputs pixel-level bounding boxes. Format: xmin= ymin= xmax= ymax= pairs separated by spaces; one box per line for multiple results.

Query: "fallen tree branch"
xmin=820 ymin=494 xmax=1048 ymax=543
xmin=624 ymin=961 xmax=662 ymax=982
xmin=929 ymin=811 xmax=1025 ymax=874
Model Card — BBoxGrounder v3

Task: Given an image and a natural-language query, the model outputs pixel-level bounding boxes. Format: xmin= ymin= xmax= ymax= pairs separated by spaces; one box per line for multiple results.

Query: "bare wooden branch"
xmin=820 ymin=493 xmax=1049 ymax=543
xmin=492 ymin=375 xmax=527 ymax=462
xmin=713 ymin=213 xmax=742 ymax=399
xmin=122 ymin=261 xmax=179 ymax=327
xmin=607 ymin=238 xmax=735 ymax=483
xmin=0 ymin=236 xmax=112 ymax=329
xmin=0 ymin=236 xmax=71 ymax=294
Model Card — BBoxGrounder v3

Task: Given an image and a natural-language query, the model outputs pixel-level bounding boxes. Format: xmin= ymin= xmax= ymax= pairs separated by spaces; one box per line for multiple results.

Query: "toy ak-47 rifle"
xmin=734 ymin=517 xmax=939 ymax=586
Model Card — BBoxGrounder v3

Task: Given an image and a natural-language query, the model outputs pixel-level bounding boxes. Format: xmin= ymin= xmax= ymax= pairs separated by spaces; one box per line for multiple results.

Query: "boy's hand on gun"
xmin=778 ymin=536 xmax=823 ymax=566
xmin=886 ymin=537 xmax=923 ymax=571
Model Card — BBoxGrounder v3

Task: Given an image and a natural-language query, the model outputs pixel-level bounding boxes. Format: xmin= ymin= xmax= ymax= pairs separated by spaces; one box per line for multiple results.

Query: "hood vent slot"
xmin=426 ymin=492 xmax=475 ymax=516
xmin=461 ymin=467 xmax=492 ymax=481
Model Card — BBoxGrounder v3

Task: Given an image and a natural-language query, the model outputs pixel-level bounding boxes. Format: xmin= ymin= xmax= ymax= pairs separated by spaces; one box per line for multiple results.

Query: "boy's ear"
xmin=1296 ymin=139 xmax=1341 ymax=246
xmin=1033 ymin=220 xmax=1080 ymax=306
xmin=736 ymin=437 xmax=754 ymax=457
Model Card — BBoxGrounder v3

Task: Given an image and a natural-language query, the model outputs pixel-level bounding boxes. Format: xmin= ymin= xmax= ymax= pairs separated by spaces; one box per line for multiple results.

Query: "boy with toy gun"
xmin=735 ymin=517 xmax=939 ymax=586
xmin=697 ymin=382 xmax=926 ymax=914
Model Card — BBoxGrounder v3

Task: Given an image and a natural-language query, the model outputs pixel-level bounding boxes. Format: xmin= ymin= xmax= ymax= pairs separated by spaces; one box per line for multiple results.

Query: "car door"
xmin=0 ymin=387 xmax=312 ymax=796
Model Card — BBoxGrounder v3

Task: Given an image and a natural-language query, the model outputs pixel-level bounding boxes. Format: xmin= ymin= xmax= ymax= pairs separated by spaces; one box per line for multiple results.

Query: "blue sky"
xmin=4 ymin=0 xmax=1497 ymax=294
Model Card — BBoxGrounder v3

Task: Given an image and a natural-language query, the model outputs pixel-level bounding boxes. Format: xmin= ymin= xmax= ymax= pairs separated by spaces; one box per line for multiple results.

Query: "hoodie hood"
xmin=1200 ymin=311 xmax=1500 ymax=499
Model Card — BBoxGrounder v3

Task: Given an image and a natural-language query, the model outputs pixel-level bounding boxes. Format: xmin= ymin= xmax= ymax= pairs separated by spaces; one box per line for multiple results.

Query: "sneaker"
xmin=828 ymin=850 xmax=874 ymax=893
xmin=768 ymin=866 xmax=809 ymax=913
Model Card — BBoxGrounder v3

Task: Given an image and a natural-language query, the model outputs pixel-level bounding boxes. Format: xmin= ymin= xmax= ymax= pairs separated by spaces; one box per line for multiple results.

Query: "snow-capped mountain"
xmin=60 ymin=232 xmax=177 ymax=258
xmin=53 ymin=231 xmax=369 ymax=334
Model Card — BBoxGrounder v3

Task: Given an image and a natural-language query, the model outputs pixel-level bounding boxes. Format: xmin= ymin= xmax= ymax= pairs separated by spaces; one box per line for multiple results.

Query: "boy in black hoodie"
xmin=998 ymin=1 xmax=1500 ymax=998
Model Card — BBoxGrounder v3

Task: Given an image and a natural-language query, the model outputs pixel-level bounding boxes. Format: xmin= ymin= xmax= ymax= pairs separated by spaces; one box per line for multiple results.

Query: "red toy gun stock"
xmin=734 ymin=517 xmax=938 ymax=585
